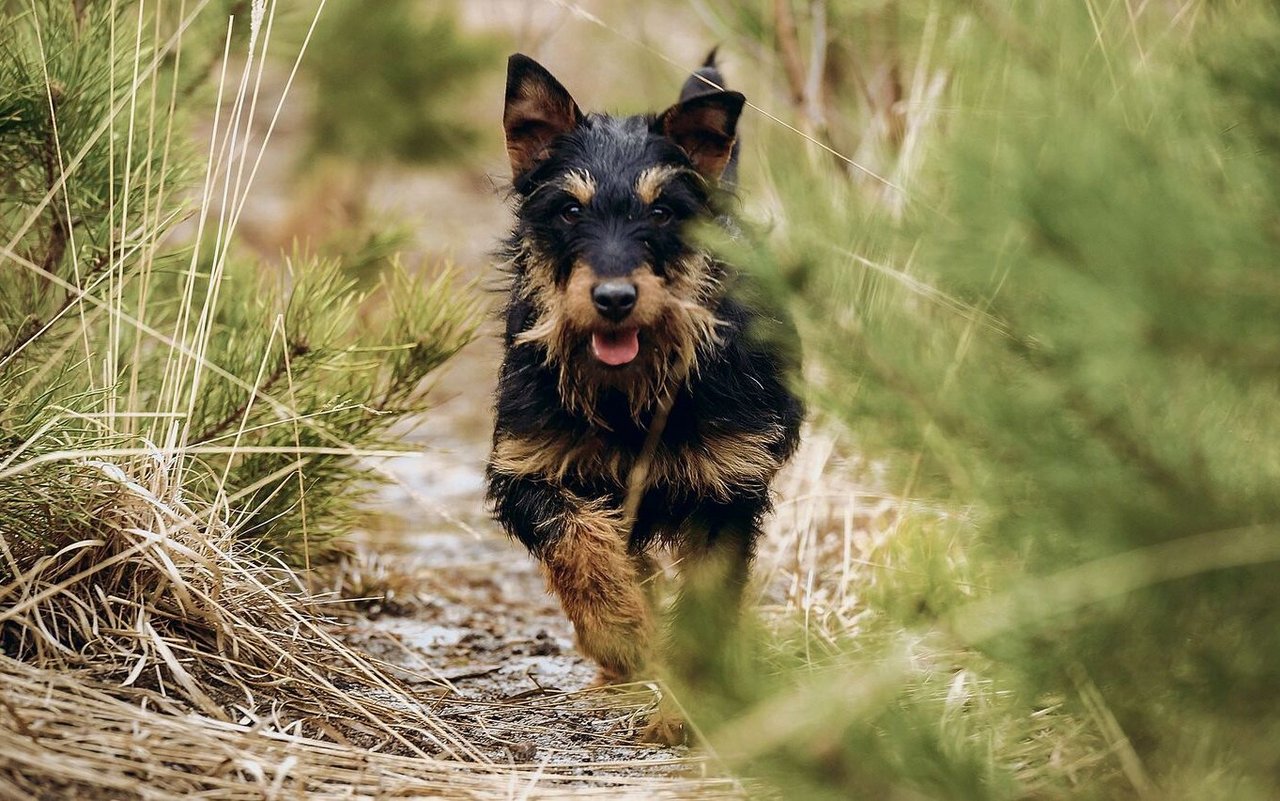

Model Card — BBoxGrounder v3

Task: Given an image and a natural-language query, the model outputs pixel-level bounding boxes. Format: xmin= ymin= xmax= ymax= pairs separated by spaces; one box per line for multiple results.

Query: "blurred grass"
xmin=685 ymin=1 xmax=1280 ymax=799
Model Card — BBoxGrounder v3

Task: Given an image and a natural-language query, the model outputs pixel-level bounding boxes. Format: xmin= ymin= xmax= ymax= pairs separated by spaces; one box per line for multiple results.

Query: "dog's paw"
xmin=639 ymin=708 xmax=688 ymax=746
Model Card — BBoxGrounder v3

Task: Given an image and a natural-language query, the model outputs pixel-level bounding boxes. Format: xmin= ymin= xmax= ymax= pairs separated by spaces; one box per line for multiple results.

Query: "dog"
xmin=485 ymin=51 xmax=803 ymax=742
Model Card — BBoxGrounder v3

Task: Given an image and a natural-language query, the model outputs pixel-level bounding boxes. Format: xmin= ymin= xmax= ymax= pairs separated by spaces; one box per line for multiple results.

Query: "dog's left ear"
xmin=656 ymin=91 xmax=745 ymax=182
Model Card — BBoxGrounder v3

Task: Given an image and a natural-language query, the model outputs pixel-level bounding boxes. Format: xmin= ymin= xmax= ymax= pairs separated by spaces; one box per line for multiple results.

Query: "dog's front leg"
xmin=488 ymin=472 xmax=654 ymax=683
xmin=541 ymin=495 xmax=655 ymax=683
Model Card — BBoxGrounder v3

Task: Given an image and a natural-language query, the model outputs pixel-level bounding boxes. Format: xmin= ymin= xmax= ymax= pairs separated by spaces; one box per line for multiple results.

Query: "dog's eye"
xmin=559 ymin=203 xmax=582 ymax=224
xmin=650 ymin=205 xmax=674 ymax=226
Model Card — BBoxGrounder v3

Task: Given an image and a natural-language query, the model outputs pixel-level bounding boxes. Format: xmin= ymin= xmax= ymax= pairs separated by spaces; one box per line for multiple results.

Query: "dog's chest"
xmin=492 ymin=418 xmax=781 ymax=503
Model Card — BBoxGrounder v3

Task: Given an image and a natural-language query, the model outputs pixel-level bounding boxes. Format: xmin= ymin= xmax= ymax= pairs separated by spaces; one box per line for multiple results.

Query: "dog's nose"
xmin=592 ymin=281 xmax=637 ymax=322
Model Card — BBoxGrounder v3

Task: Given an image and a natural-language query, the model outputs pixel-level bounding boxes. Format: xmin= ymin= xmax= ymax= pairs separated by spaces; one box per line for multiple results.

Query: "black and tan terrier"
xmin=485 ymin=51 xmax=802 ymax=741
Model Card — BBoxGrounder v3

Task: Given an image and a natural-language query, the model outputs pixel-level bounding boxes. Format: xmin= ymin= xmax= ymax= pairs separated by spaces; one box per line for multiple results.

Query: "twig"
xmin=772 ymin=1 xmax=836 ymax=156
xmin=189 ymin=339 xmax=310 ymax=445
xmin=1070 ymin=663 xmax=1156 ymax=799
xmin=0 ymin=248 xmax=115 ymax=368
xmin=438 ymin=665 xmax=502 ymax=682
xmin=802 ymin=0 xmax=829 ymax=138
xmin=38 ymin=118 xmax=69 ymax=278
xmin=503 ymin=686 xmax=561 ymax=701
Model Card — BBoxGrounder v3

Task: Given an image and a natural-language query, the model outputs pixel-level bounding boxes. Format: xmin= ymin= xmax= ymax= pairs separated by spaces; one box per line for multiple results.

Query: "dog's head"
xmin=501 ymin=53 xmax=744 ymax=419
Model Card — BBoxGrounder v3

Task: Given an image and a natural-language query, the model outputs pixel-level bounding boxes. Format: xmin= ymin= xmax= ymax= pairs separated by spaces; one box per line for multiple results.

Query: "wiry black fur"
xmin=486 ymin=52 xmax=801 ymax=591
xmin=511 ymin=114 xmax=711 ymax=282
xmin=488 ymin=294 xmax=801 ymax=554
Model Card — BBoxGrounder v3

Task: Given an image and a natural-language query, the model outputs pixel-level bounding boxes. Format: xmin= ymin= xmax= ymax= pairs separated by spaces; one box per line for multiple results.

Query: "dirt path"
xmin=341 ymin=529 xmax=701 ymax=773
xmin=233 ymin=110 xmax=729 ymax=779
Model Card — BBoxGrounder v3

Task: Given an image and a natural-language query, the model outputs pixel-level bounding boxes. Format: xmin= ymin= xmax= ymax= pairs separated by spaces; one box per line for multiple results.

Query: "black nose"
xmin=592 ymin=281 xmax=637 ymax=322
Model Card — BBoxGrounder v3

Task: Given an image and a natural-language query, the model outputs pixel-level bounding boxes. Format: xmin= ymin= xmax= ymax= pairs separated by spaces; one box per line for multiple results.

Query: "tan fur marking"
xmin=514 ymin=237 xmax=558 ymax=302
xmin=563 ymin=170 xmax=597 ymax=204
xmin=490 ymin=432 xmax=625 ymax=485
xmin=541 ymin=497 xmax=653 ymax=681
xmin=491 ymin=426 xmax=782 ymax=502
xmin=561 ymin=261 xmax=600 ymax=331
xmin=628 ymin=268 xmax=669 ymax=328
xmin=635 ymin=165 xmax=684 ymax=205
xmin=664 ymin=428 xmax=781 ymax=499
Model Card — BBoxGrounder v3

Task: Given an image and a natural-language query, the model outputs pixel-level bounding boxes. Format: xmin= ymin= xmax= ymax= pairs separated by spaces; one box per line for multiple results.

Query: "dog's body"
xmin=485 ymin=53 xmax=802 ymax=727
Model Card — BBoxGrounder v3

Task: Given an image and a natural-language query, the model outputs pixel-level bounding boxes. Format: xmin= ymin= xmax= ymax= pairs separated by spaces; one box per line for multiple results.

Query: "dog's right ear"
xmin=504 ymin=54 xmax=582 ymax=180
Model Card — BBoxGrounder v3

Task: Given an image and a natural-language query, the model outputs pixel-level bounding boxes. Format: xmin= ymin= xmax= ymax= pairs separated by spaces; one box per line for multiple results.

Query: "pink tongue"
xmin=591 ymin=328 xmax=640 ymax=366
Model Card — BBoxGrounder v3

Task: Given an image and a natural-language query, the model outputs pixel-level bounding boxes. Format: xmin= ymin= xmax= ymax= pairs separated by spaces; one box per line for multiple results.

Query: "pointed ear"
xmin=504 ymin=54 xmax=582 ymax=180
xmin=657 ymin=91 xmax=745 ymax=181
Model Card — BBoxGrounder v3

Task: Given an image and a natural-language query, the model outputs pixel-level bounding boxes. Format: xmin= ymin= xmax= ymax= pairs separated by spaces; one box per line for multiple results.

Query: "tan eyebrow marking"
xmin=635 ymin=165 xmax=684 ymax=204
xmin=563 ymin=170 xmax=596 ymax=204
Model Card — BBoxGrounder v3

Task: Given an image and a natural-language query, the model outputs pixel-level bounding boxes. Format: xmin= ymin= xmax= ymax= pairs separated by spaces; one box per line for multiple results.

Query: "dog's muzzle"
xmin=589 ymin=280 xmax=640 ymax=366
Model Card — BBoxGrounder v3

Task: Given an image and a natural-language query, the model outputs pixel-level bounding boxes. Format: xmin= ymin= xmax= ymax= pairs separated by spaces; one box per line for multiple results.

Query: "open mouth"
xmin=590 ymin=327 xmax=640 ymax=367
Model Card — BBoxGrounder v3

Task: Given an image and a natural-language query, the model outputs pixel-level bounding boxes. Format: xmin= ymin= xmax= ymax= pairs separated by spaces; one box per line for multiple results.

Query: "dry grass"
xmin=0 ymin=661 xmax=743 ymax=800
xmin=0 ymin=456 xmax=472 ymax=757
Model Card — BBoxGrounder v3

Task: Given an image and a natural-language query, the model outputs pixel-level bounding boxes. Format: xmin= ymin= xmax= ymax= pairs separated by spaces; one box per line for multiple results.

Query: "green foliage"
xmin=303 ymin=0 xmax=500 ymax=166
xmin=0 ymin=1 xmax=478 ymax=571
xmin=691 ymin=2 xmax=1280 ymax=798
xmin=182 ymin=256 xmax=476 ymax=559
xmin=0 ymin=4 xmax=175 ymax=343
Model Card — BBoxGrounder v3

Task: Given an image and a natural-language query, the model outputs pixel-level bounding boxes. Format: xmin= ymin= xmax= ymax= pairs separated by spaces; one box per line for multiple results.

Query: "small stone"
xmin=528 ymin=630 xmax=560 ymax=656
xmin=507 ymin=740 xmax=537 ymax=761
